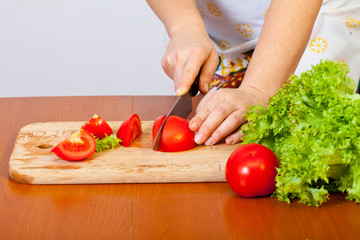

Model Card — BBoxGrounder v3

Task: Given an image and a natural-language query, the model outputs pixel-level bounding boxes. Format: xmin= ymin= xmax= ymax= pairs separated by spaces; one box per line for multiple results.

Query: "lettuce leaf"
xmin=95 ymin=134 xmax=121 ymax=152
xmin=241 ymin=60 xmax=360 ymax=206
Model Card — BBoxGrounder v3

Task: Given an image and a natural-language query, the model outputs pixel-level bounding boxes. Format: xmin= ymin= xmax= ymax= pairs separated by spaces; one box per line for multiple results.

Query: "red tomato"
xmin=82 ymin=114 xmax=113 ymax=139
xmin=117 ymin=114 xmax=142 ymax=147
xmin=51 ymin=129 xmax=96 ymax=161
xmin=152 ymin=115 xmax=196 ymax=152
xmin=152 ymin=115 xmax=166 ymax=141
xmin=225 ymin=143 xmax=279 ymax=198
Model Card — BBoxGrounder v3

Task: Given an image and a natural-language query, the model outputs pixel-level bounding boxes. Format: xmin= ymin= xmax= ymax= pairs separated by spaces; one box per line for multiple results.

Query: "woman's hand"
xmin=189 ymin=85 xmax=268 ymax=145
xmin=162 ymin=27 xmax=219 ymax=96
xmin=187 ymin=0 xmax=322 ymax=146
xmin=146 ymin=0 xmax=219 ymax=96
xmin=147 ymin=0 xmax=322 ymax=146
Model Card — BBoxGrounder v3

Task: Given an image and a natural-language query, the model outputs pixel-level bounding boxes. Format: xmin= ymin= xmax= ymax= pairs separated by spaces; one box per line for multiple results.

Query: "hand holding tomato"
xmin=152 ymin=115 xmax=196 ymax=152
xmin=225 ymin=143 xmax=279 ymax=197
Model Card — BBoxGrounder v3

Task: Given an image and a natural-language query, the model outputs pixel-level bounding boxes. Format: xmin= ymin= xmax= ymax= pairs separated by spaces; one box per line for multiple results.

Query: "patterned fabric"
xmin=209 ymin=51 xmax=252 ymax=90
xmin=295 ymin=0 xmax=360 ymax=86
xmin=195 ymin=0 xmax=360 ymax=90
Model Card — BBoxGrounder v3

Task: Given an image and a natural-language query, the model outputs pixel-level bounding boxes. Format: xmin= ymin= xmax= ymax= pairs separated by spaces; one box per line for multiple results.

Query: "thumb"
xmin=174 ymin=62 xmax=201 ymax=96
xmin=198 ymin=51 xmax=219 ymax=94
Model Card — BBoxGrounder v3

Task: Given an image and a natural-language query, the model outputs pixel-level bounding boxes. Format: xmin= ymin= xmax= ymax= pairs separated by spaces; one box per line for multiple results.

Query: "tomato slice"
xmin=51 ymin=129 xmax=96 ymax=161
xmin=117 ymin=114 xmax=142 ymax=147
xmin=82 ymin=114 xmax=113 ymax=139
xmin=152 ymin=115 xmax=196 ymax=152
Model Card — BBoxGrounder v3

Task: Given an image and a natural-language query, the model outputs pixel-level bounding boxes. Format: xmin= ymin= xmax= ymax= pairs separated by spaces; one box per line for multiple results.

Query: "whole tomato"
xmin=225 ymin=143 xmax=279 ymax=198
xmin=152 ymin=115 xmax=196 ymax=152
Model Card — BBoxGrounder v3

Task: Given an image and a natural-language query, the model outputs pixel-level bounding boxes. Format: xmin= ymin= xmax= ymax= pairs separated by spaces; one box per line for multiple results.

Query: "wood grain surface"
xmin=9 ymin=121 xmax=238 ymax=184
xmin=1 ymin=96 xmax=360 ymax=240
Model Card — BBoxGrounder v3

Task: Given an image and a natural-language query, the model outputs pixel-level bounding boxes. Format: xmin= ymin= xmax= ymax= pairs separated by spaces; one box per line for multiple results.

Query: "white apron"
xmin=194 ymin=0 xmax=360 ymax=89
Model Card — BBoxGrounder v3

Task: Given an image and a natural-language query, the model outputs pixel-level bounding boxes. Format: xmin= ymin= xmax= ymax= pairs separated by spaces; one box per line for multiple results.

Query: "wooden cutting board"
xmin=8 ymin=121 xmax=240 ymax=184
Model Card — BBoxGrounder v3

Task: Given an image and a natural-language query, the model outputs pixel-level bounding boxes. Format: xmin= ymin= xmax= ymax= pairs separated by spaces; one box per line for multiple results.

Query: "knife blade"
xmin=152 ymin=74 xmax=199 ymax=151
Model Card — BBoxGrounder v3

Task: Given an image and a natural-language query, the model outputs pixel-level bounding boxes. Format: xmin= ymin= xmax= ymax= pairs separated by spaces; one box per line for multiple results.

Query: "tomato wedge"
xmin=82 ymin=114 xmax=113 ymax=139
xmin=117 ymin=114 xmax=142 ymax=147
xmin=152 ymin=115 xmax=196 ymax=152
xmin=51 ymin=129 xmax=96 ymax=161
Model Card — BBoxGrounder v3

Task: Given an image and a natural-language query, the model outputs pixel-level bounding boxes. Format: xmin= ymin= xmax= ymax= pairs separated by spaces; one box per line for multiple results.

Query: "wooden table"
xmin=1 ymin=96 xmax=359 ymax=240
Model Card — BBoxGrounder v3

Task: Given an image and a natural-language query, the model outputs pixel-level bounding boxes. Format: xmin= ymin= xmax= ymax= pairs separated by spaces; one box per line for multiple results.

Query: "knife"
xmin=152 ymin=74 xmax=199 ymax=151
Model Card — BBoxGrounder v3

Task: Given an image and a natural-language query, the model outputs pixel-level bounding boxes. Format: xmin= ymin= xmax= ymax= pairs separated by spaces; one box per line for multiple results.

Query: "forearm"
xmin=146 ymin=0 xmax=206 ymax=38
xmin=241 ymin=0 xmax=323 ymax=101
xmin=146 ymin=0 xmax=218 ymax=95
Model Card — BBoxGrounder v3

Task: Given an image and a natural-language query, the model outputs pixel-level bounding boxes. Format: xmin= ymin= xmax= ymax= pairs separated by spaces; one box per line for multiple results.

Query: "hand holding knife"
xmin=152 ymin=74 xmax=200 ymax=151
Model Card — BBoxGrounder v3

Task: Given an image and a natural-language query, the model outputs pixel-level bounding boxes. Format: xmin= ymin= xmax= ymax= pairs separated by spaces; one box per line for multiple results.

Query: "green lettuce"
xmin=241 ymin=60 xmax=360 ymax=206
xmin=95 ymin=134 xmax=121 ymax=152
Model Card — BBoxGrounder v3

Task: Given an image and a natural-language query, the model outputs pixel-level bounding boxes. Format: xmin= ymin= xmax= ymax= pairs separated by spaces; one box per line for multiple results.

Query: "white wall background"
xmin=0 ymin=0 xmax=174 ymax=97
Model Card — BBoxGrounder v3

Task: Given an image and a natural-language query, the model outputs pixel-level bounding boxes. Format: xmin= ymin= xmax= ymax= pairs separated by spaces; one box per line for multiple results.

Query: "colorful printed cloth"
xmin=209 ymin=51 xmax=252 ymax=90
xmin=196 ymin=0 xmax=360 ymax=90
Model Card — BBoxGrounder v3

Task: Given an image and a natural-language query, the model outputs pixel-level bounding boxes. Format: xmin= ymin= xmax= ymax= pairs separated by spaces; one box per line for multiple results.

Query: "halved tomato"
xmin=152 ymin=115 xmax=167 ymax=142
xmin=152 ymin=115 xmax=196 ymax=152
xmin=117 ymin=114 xmax=142 ymax=147
xmin=51 ymin=129 xmax=96 ymax=161
xmin=82 ymin=114 xmax=113 ymax=139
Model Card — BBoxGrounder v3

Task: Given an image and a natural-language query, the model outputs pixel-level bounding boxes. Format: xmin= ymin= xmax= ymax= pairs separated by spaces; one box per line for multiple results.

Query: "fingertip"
xmin=194 ymin=132 xmax=205 ymax=144
xmin=189 ymin=121 xmax=199 ymax=131
xmin=176 ymin=87 xmax=187 ymax=96
xmin=225 ymin=137 xmax=235 ymax=145
xmin=204 ymin=136 xmax=214 ymax=146
xmin=201 ymin=82 xmax=209 ymax=94
xmin=225 ymin=132 xmax=243 ymax=145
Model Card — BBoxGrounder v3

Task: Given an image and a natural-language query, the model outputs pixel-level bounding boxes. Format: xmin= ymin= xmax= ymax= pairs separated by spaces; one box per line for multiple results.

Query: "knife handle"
xmin=189 ymin=72 xmax=200 ymax=97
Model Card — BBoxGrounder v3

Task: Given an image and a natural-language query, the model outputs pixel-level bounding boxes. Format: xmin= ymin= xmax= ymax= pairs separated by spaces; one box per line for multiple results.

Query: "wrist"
xmin=236 ymin=84 xmax=271 ymax=107
xmin=167 ymin=19 xmax=207 ymax=39
xmin=240 ymin=61 xmax=291 ymax=103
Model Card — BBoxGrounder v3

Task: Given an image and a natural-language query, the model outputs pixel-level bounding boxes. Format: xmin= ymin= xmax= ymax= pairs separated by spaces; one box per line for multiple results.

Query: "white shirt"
xmin=196 ymin=0 xmax=360 ymax=85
